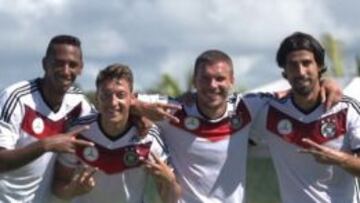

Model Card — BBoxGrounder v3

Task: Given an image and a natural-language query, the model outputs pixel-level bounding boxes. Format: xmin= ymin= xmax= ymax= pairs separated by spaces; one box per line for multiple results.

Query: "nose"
xmin=209 ymin=78 xmax=217 ymax=88
xmin=293 ymin=64 xmax=307 ymax=76
xmin=109 ymin=94 xmax=119 ymax=106
xmin=61 ymin=63 xmax=71 ymax=76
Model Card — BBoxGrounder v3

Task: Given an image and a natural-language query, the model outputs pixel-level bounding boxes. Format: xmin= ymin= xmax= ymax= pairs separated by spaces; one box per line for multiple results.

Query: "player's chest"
xmin=265 ymin=105 xmax=347 ymax=149
xmin=20 ymin=101 xmax=82 ymax=140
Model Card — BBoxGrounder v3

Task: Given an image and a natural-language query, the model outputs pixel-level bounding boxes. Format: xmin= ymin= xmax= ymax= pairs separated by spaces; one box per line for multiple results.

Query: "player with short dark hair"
xmin=0 ymin=35 xmax=94 ymax=203
xmin=52 ymin=64 xmax=180 ymax=203
xmin=252 ymin=32 xmax=360 ymax=203
xmin=134 ymin=47 xmax=343 ymax=203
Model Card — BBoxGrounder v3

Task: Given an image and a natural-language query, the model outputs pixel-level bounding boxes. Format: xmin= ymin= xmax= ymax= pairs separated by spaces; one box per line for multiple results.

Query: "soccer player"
xmin=133 ymin=49 xmax=342 ymax=203
xmin=52 ymin=64 xmax=180 ymax=203
xmin=0 ymin=35 xmax=94 ymax=203
xmin=159 ymin=50 xmax=266 ymax=203
xmin=134 ymin=50 xmax=282 ymax=203
xmin=252 ymin=32 xmax=360 ymax=203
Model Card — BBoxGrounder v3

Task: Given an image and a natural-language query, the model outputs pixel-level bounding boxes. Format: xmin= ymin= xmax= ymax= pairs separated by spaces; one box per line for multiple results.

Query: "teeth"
xmin=58 ymin=79 xmax=71 ymax=84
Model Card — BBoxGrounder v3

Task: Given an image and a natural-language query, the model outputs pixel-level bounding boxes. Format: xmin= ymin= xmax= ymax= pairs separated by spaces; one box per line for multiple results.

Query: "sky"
xmin=0 ymin=0 xmax=359 ymax=92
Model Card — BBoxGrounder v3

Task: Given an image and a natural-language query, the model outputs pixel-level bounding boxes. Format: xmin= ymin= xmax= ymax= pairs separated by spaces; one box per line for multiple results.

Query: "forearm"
xmin=130 ymin=94 xmax=170 ymax=117
xmin=157 ymin=178 xmax=181 ymax=203
xmin=130 ymin=98 xmax=148 ymax=116
xmin=336 ymin=152 xmax=360 ymax=177
xmin=52 ymin=162 xmax=78 ymax=200
xmin=0 ymin=141 xmax=46 ymax=172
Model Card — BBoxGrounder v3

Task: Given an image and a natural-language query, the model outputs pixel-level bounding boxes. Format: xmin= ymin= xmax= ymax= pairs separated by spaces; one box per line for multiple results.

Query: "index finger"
xmin=302 ymin=138 xmax=324 ymax=150
xmin=158 ymin=103 xmax=182 ymax=112
xmin=81 ymin=167 xmax=98 ymax=182
xmin=298 ymin=148 xmax=322 ymax=156
xmin=68 ymin=125 xmax=90 ymax=136
xmin=162 ymin=112 xmax=180 ymax=123
xmin=73 ymin=139 xmax=94 ymax=147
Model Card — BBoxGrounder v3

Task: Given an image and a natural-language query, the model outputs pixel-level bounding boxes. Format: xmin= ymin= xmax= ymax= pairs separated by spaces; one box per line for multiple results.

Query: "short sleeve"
xmin=0 ymin=121 xmax=18 ymax=149
xmin=242 ymin=93 xmax=273 ymax=143
xmin=80 ymin=95 xmax=96 ymax=116
xmin=346 ymin=101 xmax=360 ymax=151
xmin=147 ymin=125 xmax=169 ymax=163
xmin=0 ymin=88 xmax=23 ymax=149
xmin=241 ymin=92 xmax=273 ymax=118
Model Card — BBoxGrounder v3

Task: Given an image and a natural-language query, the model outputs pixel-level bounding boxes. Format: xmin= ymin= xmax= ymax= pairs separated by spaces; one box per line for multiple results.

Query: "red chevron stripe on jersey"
xmin=171 ymin=100 xmax=251 ymax=142
xmin=75 ymin=139 xmax=152 ymax=174
xmin=21 ymin=104 xmax=82 ymax=139
xmin=266 ymin=105 xmax=347 ymax=148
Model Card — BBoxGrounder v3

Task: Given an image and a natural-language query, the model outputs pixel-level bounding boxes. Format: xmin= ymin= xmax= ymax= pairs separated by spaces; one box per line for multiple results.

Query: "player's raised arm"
xmin=41 ymin=125 xmax=93 ymax=153
xmin=131 ymin=95 xmax=181 ymax=123
xmin=301 ymin=138 xmax=360 ymax=177
xmin=143 ymin=153 xmax=181 ymax=203
xmin=0 ymin=125 xmax=92 ymax=172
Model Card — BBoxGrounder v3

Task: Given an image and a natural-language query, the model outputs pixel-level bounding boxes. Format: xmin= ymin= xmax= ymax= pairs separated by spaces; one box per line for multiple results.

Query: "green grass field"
xmin=145 ymin=157 xmax=281 ymax=203
xmin=246 ymin=158 xmax=281 ymax=203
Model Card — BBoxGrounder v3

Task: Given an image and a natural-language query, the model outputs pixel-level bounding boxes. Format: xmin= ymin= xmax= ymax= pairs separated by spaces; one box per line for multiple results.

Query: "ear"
xmin=281 ymin=72 xmax=287 ymax=79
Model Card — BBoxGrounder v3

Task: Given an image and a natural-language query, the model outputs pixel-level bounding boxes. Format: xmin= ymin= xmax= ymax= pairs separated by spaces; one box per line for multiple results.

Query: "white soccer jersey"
xmin=153 ymin=93 xmax=268 ymax=203
xmin=252 ymin=95 xmax=360 ymax=203
xmin=58 ymin=113 xmax=169 ymax=203
xmin=0 ymin=78 xmax=93 ymax=203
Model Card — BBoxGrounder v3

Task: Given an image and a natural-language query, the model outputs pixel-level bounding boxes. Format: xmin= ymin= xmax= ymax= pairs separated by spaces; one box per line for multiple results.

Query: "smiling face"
xmin=283 ymin=49 xmax=321 ymax=96
xmin=42 ymin=44 xmax=83 ymax=95
xmin=96 ymin=78 xmax=132 ymax=125
xmin=194 ymin=61 xmax=234 ymax=113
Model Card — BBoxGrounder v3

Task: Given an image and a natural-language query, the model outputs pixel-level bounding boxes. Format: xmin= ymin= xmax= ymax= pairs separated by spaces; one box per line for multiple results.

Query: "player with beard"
xmin=252 ymin=32 xmax=360 ymax=203
xmin=133 ymin=48 xmax=343 ymax=203
xmin=0 ymin=35 xmax=94 ymax=203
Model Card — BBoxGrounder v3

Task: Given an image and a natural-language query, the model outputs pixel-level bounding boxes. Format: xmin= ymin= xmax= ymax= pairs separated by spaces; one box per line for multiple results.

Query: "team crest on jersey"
xmin=32 ymin=117 xmax=45 ymax=134
xmin=123 ymin=149 xmax=140 ymax=167
xmin=184 ymin=116 xmax=200 ymax=130
xmin=230 ymin=116 xmax=242 ymax=129
xmin=83 ymin=146 xmax=99 ymax=162
xmin=321 ymin=119 xmax=337 ymax=138
xmin=277 ymin=119 xmax=293 ymax=135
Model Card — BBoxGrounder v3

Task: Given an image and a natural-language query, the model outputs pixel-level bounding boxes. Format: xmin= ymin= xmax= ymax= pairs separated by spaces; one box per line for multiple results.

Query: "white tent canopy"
xmin=246 ymin=79 xmax=289 ymax=94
